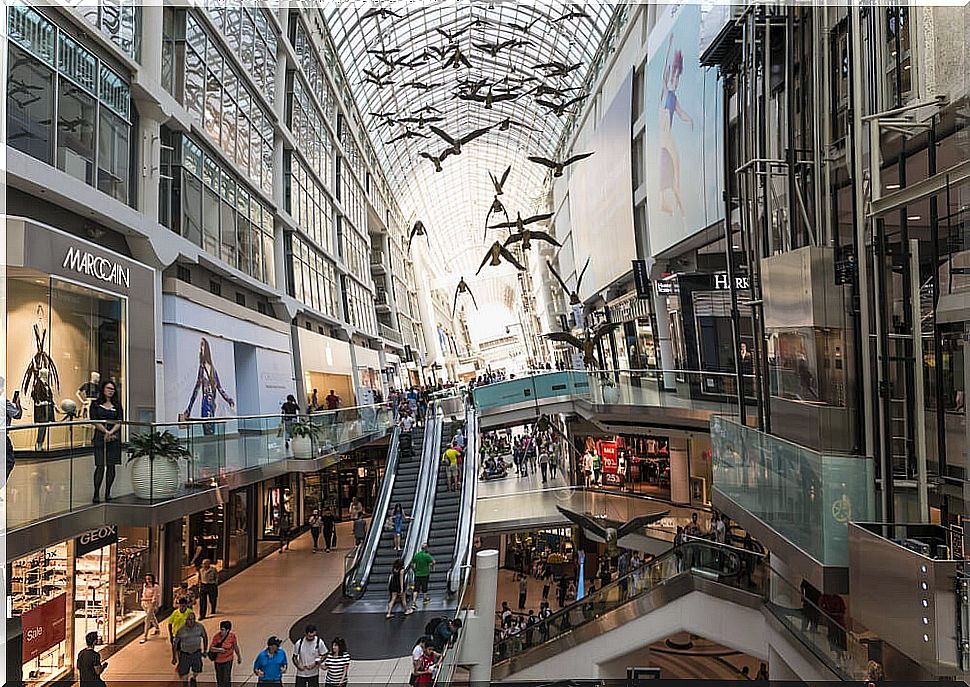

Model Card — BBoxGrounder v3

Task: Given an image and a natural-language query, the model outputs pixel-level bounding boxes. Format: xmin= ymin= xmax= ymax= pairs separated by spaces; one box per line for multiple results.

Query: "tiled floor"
xmin=102 ymin=523 xmax=411 ymax=685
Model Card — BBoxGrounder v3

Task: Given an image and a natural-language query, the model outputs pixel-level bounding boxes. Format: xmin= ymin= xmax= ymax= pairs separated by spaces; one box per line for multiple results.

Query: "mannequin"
xmin=33 ymin=368 xmax=54 ymax=450
xmin=78 ymin=371 xmax=101 ymax=418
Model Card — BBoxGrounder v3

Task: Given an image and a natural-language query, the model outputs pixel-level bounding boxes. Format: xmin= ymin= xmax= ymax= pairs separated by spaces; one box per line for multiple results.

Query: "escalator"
xmin=492 ymin=538 xmax=850 ymax=682
xmin=423 ymin=419 xmax=460 ymax=598
xmin=358 ymin=422 xmax=426 ymax=602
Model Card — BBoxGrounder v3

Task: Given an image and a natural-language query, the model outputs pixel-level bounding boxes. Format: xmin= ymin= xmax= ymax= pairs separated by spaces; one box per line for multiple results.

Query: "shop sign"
xmin=598 ymin=440 xmax=619 ymax=474
xmin=62 ymin=246 xmax=130 ymax=289
xmin=655 ymin=280 xmax=677 ymax=296
xmin=75 ymin=524 xmax=118 ymax=556
xmin=603 ymin=473 xmax=623 ymax=486
xmin=22 ymin=594 xmax=67 ymax=662
xmin=632 ymin=260 xmax=650 ymax=299
xmin=712 ymin=273 xmax=750 ymax=291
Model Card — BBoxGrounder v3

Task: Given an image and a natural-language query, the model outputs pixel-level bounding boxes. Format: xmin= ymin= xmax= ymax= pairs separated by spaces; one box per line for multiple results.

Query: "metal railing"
xmin=7 ymin=404 xmax=395 ymax=531
xmin=447 ymin=405 xmax=478 ymax=596
xmin=343 ymin=422 xmax=401 ymax=597
xmin=379 ymin=322 xmax=404 ymax=344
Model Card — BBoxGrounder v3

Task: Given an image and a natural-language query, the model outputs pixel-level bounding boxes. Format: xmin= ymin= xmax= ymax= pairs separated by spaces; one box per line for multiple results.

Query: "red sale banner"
xmin=22 ymin=594 xmax=67 ymax=662
xmin=597 ymin=440 xmax=618 ymax=474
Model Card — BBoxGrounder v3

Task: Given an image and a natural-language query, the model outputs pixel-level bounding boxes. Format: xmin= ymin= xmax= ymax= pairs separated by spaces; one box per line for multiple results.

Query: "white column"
xmin=669 ymin=437 xmax=690 ymax=505
xmin=464 ymin=549 xmax=499 ymax=683
xmin=652 ymin=291 xmax=677 ymax=390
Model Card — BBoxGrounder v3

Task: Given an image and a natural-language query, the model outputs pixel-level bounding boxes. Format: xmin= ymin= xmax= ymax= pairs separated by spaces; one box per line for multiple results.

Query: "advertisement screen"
xmin=644 ymin=3 xmax=723 ymax=257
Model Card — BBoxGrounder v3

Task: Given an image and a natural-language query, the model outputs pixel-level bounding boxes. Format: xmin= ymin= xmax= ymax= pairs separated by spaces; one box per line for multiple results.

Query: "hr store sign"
xmin=62 ymin=246 xmax=130 ymax=289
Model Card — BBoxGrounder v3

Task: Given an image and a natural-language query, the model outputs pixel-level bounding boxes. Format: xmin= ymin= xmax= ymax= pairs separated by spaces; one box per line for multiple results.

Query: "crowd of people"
xmin=479 ymin=420 xmax=561 ymax=483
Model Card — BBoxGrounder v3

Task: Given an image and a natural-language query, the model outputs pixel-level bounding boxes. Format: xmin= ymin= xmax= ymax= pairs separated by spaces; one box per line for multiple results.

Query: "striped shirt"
xmin=324 ymin=652 xmax=351 ymax=686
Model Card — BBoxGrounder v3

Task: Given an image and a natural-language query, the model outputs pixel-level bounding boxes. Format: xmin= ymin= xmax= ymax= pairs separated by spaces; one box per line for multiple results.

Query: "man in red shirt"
xmin=325 ymin=390 xmax=340 ymax=410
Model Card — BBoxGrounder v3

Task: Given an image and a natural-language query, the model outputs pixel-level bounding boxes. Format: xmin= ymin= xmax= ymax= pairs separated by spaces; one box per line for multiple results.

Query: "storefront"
xmin=296 ymin=327 xmax=356 ymax=409
xmin=10 ymin=524 xmax=158 ymax=685
xmin=576 ymin=431 xmax=713 ymax=507
xmin=180 ymin=504 xmax=226 ymax=585
xmin=660 ymin=272 xmax=754 ymax=401
xmin=605 ymin=293 xmax=656 ymax=371
xmin=5 ymin=218 xmax=155 ymax=457
xmin=301 ymin=447 xmax=387 ymax=520
xmin=259 ymin=475 xmax=298 ymax=556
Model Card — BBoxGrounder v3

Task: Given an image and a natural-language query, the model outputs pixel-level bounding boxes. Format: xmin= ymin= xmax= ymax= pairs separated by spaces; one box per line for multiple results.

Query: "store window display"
xmin=11 ymin=544 xmax=71 ymax=685
xmin=6 ymin=275 xmax=126 ymax=452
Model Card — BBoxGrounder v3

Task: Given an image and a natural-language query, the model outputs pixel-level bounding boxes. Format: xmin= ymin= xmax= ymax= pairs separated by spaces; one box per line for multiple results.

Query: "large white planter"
xmin=601 ymin=383 xmax=620 ymax=404
xmin=130 ymin=455 xmax=181 ymax=500
xmin=291 ymin=435 xmax=313 ymax=459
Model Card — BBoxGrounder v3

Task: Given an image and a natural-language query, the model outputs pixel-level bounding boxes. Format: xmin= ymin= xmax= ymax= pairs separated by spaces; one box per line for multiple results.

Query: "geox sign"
xmin=63 ymin=246 xmax=130 ymax=289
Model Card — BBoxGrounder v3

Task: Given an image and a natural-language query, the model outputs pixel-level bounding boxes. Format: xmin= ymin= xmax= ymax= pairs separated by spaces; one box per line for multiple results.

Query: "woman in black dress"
xmin=91 ymin=380 xmax=123 ymax=502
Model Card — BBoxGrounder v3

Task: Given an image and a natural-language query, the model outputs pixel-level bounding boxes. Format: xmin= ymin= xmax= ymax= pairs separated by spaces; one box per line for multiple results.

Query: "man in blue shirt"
xmin=253 ymin=636 xmax=287 ymax=685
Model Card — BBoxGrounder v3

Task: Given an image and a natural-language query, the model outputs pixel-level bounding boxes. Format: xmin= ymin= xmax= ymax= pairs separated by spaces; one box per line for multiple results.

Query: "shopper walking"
xmin=518 ymin=573 xmax=528 ymax=610
xmin=349 ymin=496 xmax=365 ymax=520
xmin=307 ymin=509 xmax=322 ymax=552
xmin=323 ymin=637 xmax=351 ymax=687
xmin=322 ymin=508 xmax=337 ymax=552
xmin=167 ymin=597 xmax=192 ymax=652
xmin=548 ymin=450 xmax=559 ymax=479
xmin=254 ymin=636 xmax=288 ymax=685
xmin=77 ymin=631 xmax=107 ymax=687
xmin=443 ymin=445 xmax=461 ymax=491
xmin=538 ymin=449 xmax=549 ymax=483
xmin=208 ymin=620 xmax=241 ymax=687
xmin=411 ymin=636 xmax=437 ymax=686
xmin=353 ymin=511 xmax=367 ymax=547
xmin=91 ymin=380 xmax=123 ymax=502
xmin=198 ymin=559 xmax=219 ymax=620
xmin=172 ymin=611 xmax=207 ymax=686
xmin=281 ymin=395 xmax=300 ymax=449
xmin=412 ymin=542 xmax=436 ymax=605
xmin=140 ymin=573 xmax=161 ymax=643
xmin=279 ymin=509 xmax=292 ymax=552
xmin=386 ymin=558 xmax=412 ymax=618
xmin=293 ymin=624 xmax=327 ymax=687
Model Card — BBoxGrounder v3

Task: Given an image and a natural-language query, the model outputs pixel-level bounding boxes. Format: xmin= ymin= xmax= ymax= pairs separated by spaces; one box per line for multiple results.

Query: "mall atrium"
xmin=3 ymin=1 xmax=970 ymax=684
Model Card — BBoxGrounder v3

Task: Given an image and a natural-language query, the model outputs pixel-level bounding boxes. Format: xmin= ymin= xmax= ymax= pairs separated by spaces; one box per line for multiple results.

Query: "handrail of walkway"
xmin=343 ymin=423 xmax=401 ymax=597
xmin=448 ymin=403 xmax=479 ymax=596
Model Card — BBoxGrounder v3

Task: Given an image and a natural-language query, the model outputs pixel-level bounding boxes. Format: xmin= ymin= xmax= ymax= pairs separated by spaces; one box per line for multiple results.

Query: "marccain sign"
xmin=63 ymin=246 xmax=130 ymax=289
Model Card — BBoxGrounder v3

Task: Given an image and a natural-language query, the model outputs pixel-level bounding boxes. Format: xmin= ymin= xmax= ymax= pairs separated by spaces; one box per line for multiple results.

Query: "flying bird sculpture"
xmin=477 ymin=241 xmax=526 ymax=274
xmin=484 ymin=196 xmax=510 ymax=238
xmin=429 ymin=125 xmax=492 ymax=156
xmin=419 ymin=149 xmax=453 ymax=172
xmin=548 ymin=257 xmax=590 ymax=305
xmin=544 ymin=322 xmax=618 ymax=368
xmin=452 ymin=277 xmax=479 ymax=316
xmin=504 ymin=227 xmax=561 ymax=251
xmin=388 ymin=128 xmax=429 ymax=144
xmin=407 ymin=221 xmax=428 ymax=253
xmin=552 ymin=9 xmax=590 ymax=23
xmin=536 ymin=94 xmax=587 ymax=117
xmin=489 ymin=165 xmax=512 ymax=195
xmin=361 ymin=7 xmax=402 ymax=20
xmin=556 ymin=506 xmax=670 ymax=557
xmin=528 ymin=152 xmax=594 ymax=177
xmin=488 ymin=211 xmax=553 ymax=233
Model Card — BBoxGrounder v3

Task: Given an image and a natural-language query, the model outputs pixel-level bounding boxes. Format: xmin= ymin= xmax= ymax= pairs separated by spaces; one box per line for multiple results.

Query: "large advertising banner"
xmin=164 ymin=328 xmax=238 ymax=423
xmin=644 ymin=3 xmax=724 ymax=257
xmin=22 ymin=594 xmax=67 ymax=662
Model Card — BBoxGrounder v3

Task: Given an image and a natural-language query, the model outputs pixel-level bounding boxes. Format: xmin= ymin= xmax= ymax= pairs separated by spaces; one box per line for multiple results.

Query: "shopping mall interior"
xmin=3 ymin=1 xmax=969 ymax=685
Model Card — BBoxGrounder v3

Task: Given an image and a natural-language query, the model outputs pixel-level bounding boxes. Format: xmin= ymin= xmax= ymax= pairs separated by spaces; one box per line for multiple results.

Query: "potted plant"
xmin=289 ymin=418 xmax=322 ymax=459
xmin=127 ymin=429 xmax=191 ymax=499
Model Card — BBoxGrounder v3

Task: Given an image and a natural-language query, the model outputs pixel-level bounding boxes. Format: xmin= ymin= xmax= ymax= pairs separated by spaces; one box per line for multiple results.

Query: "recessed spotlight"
xmin=923 ymin=634 xmax=930 ymax=642
xmin=886 ymin=184 xmax=900 ymax=190
xmin=908 ymin=215 xmax=922 ymax=221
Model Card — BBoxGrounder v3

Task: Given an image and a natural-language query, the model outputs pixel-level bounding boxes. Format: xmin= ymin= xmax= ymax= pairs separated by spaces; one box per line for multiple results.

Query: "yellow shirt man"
xmin=167 ymin=605 xmax=191 ymax=639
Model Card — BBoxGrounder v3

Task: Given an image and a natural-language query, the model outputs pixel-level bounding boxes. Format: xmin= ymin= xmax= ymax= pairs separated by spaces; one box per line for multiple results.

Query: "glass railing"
xmin=6 ymin=404 xmax=395 ymax=531
xmin=710 ymin=415 xmax=876 ymax=566
xmin=472 ymin=368 xmax=753 ymax=416
xmin=432 ymin=566 xmax=474 ymax=687
xmin=493 ymin=538 xmax=764 ymax=663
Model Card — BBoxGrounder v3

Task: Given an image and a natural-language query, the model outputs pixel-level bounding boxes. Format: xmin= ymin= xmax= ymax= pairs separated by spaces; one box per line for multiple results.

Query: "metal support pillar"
xmin=465 ymin=549 xmax=499 ymax=684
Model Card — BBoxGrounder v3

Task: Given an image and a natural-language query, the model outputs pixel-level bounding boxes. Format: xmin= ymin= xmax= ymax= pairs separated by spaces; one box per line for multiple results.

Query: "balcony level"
xmin=7 ymin=405 xmax=394 ymax=559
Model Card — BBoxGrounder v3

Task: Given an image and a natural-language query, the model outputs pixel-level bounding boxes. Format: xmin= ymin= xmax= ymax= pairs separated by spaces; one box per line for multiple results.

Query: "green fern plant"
xmin=126 ymin=429 xmax=192 ymax=463
xmin=289 ymin=417 xmax=323 ymax=440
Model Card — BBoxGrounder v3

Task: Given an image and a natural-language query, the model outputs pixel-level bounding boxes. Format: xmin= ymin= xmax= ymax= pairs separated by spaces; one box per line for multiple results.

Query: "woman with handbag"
xmin=208 ymin=620 xmax=242 ymax=687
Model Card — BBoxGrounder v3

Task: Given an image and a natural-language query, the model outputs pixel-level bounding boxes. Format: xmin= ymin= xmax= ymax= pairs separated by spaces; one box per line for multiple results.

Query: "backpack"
xmin=295 ymin=636 xmax=324 ymax=663
xmin=424 ymin=616 xmax=447 ymax=636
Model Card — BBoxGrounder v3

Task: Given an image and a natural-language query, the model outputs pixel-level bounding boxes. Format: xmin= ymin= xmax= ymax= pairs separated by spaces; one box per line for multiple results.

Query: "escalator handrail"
xmin=343 ymin=423 xmax=400 ymax=597
xmin=492 ymin=538 xmax=754 ymax=661
xmin=403 ymin=403 xmax=443 ymax=577
xmin=447 ymin=404 xmax=479 ymax=596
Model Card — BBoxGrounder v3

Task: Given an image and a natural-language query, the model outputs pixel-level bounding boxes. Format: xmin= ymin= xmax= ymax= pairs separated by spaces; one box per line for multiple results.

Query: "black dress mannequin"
xmin=32 ymin=370 xmax=54 ymax=450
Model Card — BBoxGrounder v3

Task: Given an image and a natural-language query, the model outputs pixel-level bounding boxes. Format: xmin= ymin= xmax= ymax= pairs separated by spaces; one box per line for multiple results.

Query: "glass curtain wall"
xmin=7 ymin=3 xmax=131 ymax=204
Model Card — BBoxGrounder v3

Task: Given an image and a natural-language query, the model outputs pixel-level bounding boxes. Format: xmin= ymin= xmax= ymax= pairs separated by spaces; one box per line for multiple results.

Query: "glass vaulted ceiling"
xmin=326 ymin=2 xmax=616 ymax=323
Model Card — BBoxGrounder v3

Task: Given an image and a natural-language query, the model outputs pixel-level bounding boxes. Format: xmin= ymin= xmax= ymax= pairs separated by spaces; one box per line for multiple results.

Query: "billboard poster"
xmin=644 ymin=3 xmax=724 ymax=257
xmin=598 ymin=440 xmax=619 ymax=474
xmin=22 ymin=594 xmax=67 ymax=663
